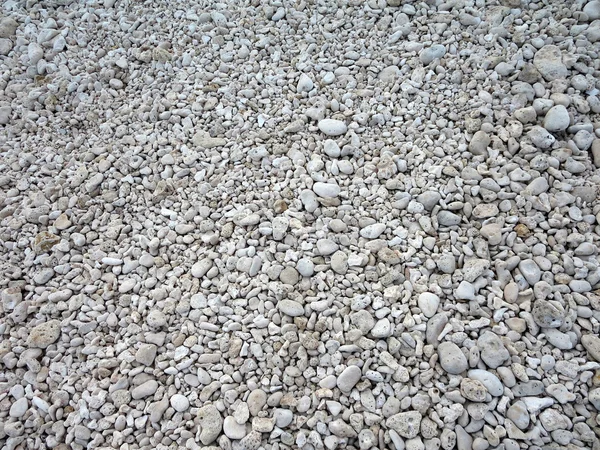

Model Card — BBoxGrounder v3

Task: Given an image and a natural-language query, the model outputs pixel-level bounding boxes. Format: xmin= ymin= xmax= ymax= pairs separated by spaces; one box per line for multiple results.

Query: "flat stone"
xmin=589 ymin=389 xmax=600 ymax=411
xmin=438 ymin=211 xmax=461 ymax=226
xmin=507 ymin=401 xmax=530 ymax=430
xmin=360 ymin=223 xmax=386 ymax=239
xmin=297 ymin=73 xmax=313 ymax=93
xmin=337 ymin=365 xmax=362 ymax=393
xmin=318 ymin=119 xmax=347 ymax=136
xmin=313 ymin=181 xmax=341 ymax=197
xmin=417 ymin=191 xmax=441 ymax=210
xmin=455 ymin=281 xmax=475 ymax=301
xmin=131 ymin=380 xmax=158 ymax=399
xmin=316 ymin=238 xmax=339 ymax=255
xmin=277 ymin=300 xmax=304 ymax=317
xmin=437 ymin=254 xmax=456 ymax=274
xmin=135 ymin=344 xmax=157 ymax=365
xmin=426 ymin=313 xmax=448 ymax=346
xmin=192 ymin=132 xmax=227 ymax=148
xmin=274 ymin=409 xmax=293 ymax=428
xmin=532 ymin=300 xmax=565 ymax=328
xmin=420 ymin=44 xmax=446 ymax=64
xmin=371 ymin=318 xmax=392 ymax=338
xmin=54 ymin=213 xmax=71 ymax=230
xmin=546 ymin=384 xmax=576 ymax=404
xmin=512 ymin=380 xmax=545 ymax=397
xmin=234 ymin=402 xmax=250 ymax=424
xmin=351 ymin=310 xmax=375 ymax=334
xmin=519 ymin=259 xmax=541 ymax=285
xmin=323 ymin=139 xmax=341 ymax=158
xmin=329 ymin=419 xmax=357 ymax=438
xmin=191 ymin=259 xmax=213 ymax=278
xmin=330 ymin=251 xmax=348 ymax=274
xmin=584 ymin=0 xmax=600 ymax=20
xmin=279 ymin=267 xmax=299 ymax=285
xmin=569 ymin=279 xmax=591 ymax=293
xmin=9 ymin=397 xmax=28 ymax=418
xmin=528 ymin=126 xmax=555 ymax=149
xmin=472 ymin=203 xmax=499 ymax=219
xmin=33 ymin=231 xmax=60 ymax=253
xmin=296 ymin=258 xmax=314 ymax=277
xmin=480 ymin=223 xmax=503 ymax=245
xmin=592 ymin=139 xmax=600 ymax=168
xmin=543 ymin=328 xmax=574 ymax=349
xmin=239 ymin=430 xmax=262 ymax=450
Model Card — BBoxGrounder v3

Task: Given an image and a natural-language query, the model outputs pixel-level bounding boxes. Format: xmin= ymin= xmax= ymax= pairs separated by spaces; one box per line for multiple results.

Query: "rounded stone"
xmin=279 ymin=267 xmax=299 ymax=285
xmin=9 ymin=397 xmax=28 ymax=418
xmin=543 ymin=105 xmax=570 ymax=132
xmin=170 ymin=394 xmax=189 ymax=412
xmin=438 ymin=342 xmax=468 ymax=374
xmin=417 ymin=293 xmax=440 ymax=318
xmin=223 ymin=416 xmax=247 ymax=439
xmin=296 ymin=258 xmax=314 ymax=277
xmin=477 ymin=331 xmax=510 ymax=369
xmin=313 ymin=182 xmax=341 ymax=198
xmin=318 ymin=119 xmax=347 ymax=136
xmin=277 ymin=300 xmax=304 ymax=317
xmin=337 ymin=365 xmax=362 ymax=393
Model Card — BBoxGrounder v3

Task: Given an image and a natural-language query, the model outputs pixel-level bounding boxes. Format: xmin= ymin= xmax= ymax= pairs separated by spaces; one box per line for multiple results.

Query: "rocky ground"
xmin=1 ymin=0 xmax=600 ymax=449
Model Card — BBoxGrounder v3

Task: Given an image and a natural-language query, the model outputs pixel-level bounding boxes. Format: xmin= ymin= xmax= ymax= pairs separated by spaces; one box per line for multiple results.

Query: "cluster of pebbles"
xmin=2 ymin=0 xmax=600 ymax=449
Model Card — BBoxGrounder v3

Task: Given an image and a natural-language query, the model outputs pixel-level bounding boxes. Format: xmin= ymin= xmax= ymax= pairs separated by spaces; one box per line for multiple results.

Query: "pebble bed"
xmin=1 ymin=0 xmax=600 ymax=449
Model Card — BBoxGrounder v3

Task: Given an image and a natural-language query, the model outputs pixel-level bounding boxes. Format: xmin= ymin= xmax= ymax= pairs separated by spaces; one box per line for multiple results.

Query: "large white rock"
xmin=318 ymin=119 xmax=347 ymax=136
xmin=418 ymin=293 xmax=440 ymax=318
xmin=313 ymin=182 xmax=340 ymax=198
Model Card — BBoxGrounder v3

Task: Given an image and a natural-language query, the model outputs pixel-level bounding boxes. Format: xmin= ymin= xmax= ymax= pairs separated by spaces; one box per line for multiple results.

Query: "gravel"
xmin=1 ymin=0 xmax=600 ymax=449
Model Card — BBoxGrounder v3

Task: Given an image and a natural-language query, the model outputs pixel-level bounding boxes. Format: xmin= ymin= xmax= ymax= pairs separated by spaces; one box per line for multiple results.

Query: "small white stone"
xmin=223 ymin=416 xmax=247 ymax=439
xmin=297 ymin=73 xmax=314 ymax=93
xmin=418 ymin=293 xmax=440 ymax=318
xmin=191 ymin=259 xmax=213 ymax=278
xmin=170 ymin=394 xmax=190 ymax=412
xmin=337 ymin=365 xmax=362 ymax=393
xmin=323 ymin=139 xmax=341 ymax=158
xmin=360 ymin=223 xmax=386 ymax=239
xmin=10 ymin=397 xmax=28 ymax=418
